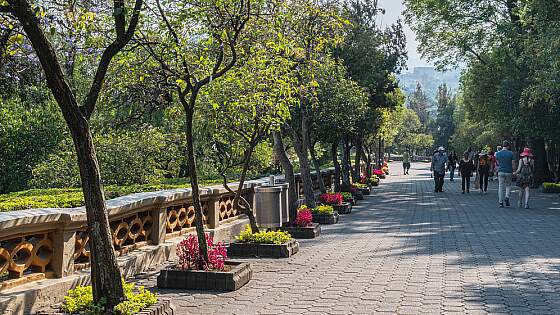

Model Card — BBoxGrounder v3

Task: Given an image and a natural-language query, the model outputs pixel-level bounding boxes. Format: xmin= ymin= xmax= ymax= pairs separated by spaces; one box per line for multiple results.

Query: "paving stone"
xmin=128 ymin=162 xmax=560 ymax=314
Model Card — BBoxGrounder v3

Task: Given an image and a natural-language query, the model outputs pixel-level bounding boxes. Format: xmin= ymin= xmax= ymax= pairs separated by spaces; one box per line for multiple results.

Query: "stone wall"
xmin=0 ymin=169 xmax=335 ymax=294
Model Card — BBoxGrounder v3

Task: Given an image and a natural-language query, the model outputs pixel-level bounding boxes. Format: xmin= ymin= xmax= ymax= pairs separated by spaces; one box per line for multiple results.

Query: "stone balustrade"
xmin=0 ymin=169 xmax=335 ymax=292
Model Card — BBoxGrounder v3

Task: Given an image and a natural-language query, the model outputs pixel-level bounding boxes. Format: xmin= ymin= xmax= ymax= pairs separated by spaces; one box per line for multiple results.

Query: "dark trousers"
xmin=449 ymin=166 xmax=456 ymax=180
xmin=403 ymin=162 xmax=410 ymax=174
xmin=434 ymin=172 xmax=445 ymax=192
xmin=462 ymin=174 xmax=471 ymax=192
xmin=479 ymin=170 xmax=489 ymax=191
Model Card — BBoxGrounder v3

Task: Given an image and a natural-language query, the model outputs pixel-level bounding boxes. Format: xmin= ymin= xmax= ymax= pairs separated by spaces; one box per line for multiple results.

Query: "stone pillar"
xmin=150 ymin=206 xmax=167 ymax=245
xmin=50 ymin=229 xmax=75 ymax=278
xmin=207 ymin=190 xmax=221 ymax=229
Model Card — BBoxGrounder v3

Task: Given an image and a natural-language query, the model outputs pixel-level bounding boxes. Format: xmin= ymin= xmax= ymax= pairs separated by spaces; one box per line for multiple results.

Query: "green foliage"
xmin=312 ymin=204 xmax=334 ymax=215
xmin=542 ymin=183 xmax=560 ymax=193
xmin=0 ymin=91 xmax=65 ymax=193
xmin=30 ymin=128 xmax=182 ymax=188
xmin=0 ymin=179 xmax=224 ymax=212
xmin=236 ymin=225 xmax=292 ymax=244
xmin=61 ymin=281 xmax=157 ymax=315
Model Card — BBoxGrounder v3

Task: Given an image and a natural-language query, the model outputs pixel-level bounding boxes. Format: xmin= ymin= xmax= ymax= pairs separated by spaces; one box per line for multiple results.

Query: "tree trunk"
xmin=231 ymin=142 xmax=259 ymax=233
xmin=71 ymin=122 xmax=125 ymax=310
xmin=342 ymin=137 xmax=351 ymax=187
xmin=308 ymin=140 xmax=326 ymax=193
xmin=184 ymin=93 xmax=209 ymax=267
xmin=533 ymin=137 xmax=552 ymax=184
xmin=273 ymin=131 xmax=298 ymax=223
xmin=332 ymin=141 xmax=341 ymax=192
xmin=354 ymin=137 xmax=363 ymax=182
xmin=290 ymin=129 xmax=316 ymax=208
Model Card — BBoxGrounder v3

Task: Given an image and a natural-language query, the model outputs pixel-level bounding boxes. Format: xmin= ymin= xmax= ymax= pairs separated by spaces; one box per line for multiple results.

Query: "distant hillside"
xmin=398 ymin=67 xmax=461 ymax=99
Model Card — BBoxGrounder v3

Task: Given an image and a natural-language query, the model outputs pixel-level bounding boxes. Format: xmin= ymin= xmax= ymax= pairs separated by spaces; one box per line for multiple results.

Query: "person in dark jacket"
xmin=477 ymin=150 xmax=491 ymax=193
xmin=459 ymin=152 xmax=474 ymax=194
xmin=448 ymin=151 xmax=457 ymax=181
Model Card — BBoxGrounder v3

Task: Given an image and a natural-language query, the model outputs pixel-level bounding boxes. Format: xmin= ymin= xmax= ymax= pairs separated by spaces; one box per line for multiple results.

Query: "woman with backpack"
xmin=477 ymin=150 xmax=491 ymax=194
xmin=515 ymin=148 xmax=535 ymax=209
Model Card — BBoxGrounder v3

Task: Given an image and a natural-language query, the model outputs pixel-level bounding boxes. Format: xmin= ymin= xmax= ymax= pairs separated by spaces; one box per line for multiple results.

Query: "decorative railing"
xmin=0 ymin=169 xmax=334 ymax=291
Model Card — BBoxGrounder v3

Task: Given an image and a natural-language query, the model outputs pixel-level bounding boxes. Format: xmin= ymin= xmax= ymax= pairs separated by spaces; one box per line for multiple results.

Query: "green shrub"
xmin=340 ymin=192 xmax=353 ymax=201
xmin=30 ymin=128 xmax=183 ymax=189
xmin=353 ymin=183 xmax=368 ymax=189
xmin=236 ymin=225 xmax=292 ymax=244
xmin=543 ymin=182 xmax=560 ymax=193
xmin=61 ymin=281 xmax=157 ymax=315
xmin=0 ymin=179 xmax=223 ymax=212
xmin=312 ymin=204 xmax=334 ymax=215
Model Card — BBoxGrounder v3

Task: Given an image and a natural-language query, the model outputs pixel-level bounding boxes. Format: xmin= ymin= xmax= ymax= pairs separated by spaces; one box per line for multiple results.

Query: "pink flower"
xmin=295 ymin=209 xmax=313 ymax=227
xmin=319 ymin=193 xmax=343 ymax=205
xmin=176 ymin=234 xmax=227 ymax=271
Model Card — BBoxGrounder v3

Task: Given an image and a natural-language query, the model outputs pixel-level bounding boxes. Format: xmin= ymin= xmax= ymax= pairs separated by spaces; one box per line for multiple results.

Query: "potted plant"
xmin=369 ymin=174 xmax=380 ymax=186
xmin=280 ymin=205 xmax=321 ymax=239
xmin=312 ymin=204 xmax=340 ymax=224
xmin=158 ymin=234 xmax=252 ymax=291
xmin=349 ymin=187 xmax=364 ymax=200
xmin=59 ymin=281 xmax=171 ymax=315
xmin=228 ymin=225 xmax=299 ymax=258
xmin=340 ymin=191 xmax=356 ymax=207
xmin=319 ymin=192 xmax=352 ymax=214
xmin=353 ymin=183 xmax=370 ymax=195
xmin=373 ymin=168 xmax=386 ymax=179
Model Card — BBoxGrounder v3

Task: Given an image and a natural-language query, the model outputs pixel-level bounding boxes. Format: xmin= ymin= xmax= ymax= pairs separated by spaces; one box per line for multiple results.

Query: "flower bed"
xmin=157 ymin=233 xmax=251 ymax=291
xmin=352 ymin=183 xmax=370 ymax=195
xmin=312 ymin=205 xmax=339 ymax=224
xmin=60 ymin=281 xmax=159 ymax=315
xmin=319 ymin=193 xmax=343 ymax=205
xmin=279 ymin=205 xmax=321 ymax=239
xmin=228 ymin=226 xmax=299 ymax=258
xmin=543 ymin=182 xmax=560 ymax=193
xmin=157 ymin=261 xmax=252 ymax=291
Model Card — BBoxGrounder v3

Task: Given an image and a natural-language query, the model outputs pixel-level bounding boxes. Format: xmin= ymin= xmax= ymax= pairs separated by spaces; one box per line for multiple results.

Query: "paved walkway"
xmin=135 ymin=162 xmax=560 ymax=314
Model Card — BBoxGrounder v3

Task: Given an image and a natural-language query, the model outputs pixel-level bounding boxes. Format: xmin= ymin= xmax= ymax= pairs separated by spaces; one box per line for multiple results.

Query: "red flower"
xmin=319 ymin=193 xmax=343 ymax=205
xmin=176 ymin=234 xmax=227 ymax=271
xmin=295 ymin=209 xmax=313 ymax=227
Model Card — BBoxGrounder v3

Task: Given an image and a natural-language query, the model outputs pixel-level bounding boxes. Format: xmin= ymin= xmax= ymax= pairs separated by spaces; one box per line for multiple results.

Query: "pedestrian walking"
xmin=402 ymin=150 xmax=411 ymax=175
xmin=488 ymin=150 xmax=497 ymax=181
xmin=448 ymin=151 xmax=457 ymax=181
xmin=459 ymin=152 xmax=474 ymax=194
xmin=495 ymin=140 xmax=515 ymax=207
xmin=477 ymin=151 xmax=490 ymax=193
xmin=515 ymin=148 xmax=535 ymax=209
xmin=431 ymin=146 xmax=448 ymax=193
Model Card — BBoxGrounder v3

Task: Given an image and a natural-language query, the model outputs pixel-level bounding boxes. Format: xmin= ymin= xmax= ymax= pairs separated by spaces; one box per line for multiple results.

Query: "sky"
xmin=376 ymin=0 xmax=432 ymax=70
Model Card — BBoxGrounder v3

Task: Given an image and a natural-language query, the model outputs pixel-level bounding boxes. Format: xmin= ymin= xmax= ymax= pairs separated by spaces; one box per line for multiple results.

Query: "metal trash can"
xmin=274 ymin=182 xmax=290 ymax=224
xmin=254 ymin=185 xmax=283 ymax=228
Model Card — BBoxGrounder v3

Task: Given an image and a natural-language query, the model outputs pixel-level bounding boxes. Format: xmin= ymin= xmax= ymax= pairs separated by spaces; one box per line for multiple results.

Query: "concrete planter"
xmin=42 ymin=299 xmax=174 ymax=315
xmin=359 ymin=188 xmax=371 ymax=195
xmin=228 ymin=239 xmax=299 ymax=258
xmin=333 ymin=202 xmax=352 ymax=214
xmin=352 ymin=191 xmax=364 ymax=200
xmin=312 ymin=212 xmax=339 ymax=225
xmin=279 ymin=223 xmax=321 ymax=239
xmin=157 ymin=261 xmax=252 ymax=291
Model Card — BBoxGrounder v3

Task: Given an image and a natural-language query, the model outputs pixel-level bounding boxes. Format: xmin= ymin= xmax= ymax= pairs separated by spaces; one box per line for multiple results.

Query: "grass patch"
xmin=0 ymin=178 xmax=224 ymax=212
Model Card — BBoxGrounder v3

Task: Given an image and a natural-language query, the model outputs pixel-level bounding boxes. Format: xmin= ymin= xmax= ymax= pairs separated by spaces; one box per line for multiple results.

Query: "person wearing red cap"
xmin=515 ymin=147 xmax=535 ymax=209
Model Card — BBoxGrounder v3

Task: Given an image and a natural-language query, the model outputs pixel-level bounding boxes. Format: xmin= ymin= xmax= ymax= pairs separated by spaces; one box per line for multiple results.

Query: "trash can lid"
xmin=255 ymin=186 xmax=283 ymax=193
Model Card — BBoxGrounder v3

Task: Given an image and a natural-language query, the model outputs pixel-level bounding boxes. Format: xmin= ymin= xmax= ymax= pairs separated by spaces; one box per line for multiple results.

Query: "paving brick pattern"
xmin=135 ymin=162 xmax=560 ymax=314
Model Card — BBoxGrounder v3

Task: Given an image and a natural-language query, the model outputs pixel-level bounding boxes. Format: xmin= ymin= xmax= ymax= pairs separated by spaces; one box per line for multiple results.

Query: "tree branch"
xmin=81 ymin=0 xmax=143 ymax=119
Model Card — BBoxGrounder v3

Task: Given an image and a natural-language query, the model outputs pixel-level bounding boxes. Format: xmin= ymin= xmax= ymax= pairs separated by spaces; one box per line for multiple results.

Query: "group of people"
xmin=430 ymin=141 xmax=535 ymax=208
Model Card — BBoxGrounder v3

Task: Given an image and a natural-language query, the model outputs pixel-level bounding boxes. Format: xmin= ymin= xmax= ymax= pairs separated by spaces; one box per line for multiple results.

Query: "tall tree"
xmin=0 ymin=0 xmax=143 ymax=309
xmin=408 ymin=82 xmax=430 ymax=128
xmin=434 ymin=84 xmax=455 ymax=148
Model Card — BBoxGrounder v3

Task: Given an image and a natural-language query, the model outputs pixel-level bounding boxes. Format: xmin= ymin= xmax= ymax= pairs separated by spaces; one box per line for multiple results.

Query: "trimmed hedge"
xmin=542 ymin=182 xmax=560 ymax=193
xmin=0 ymin=179 xmax=223 ymax=212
